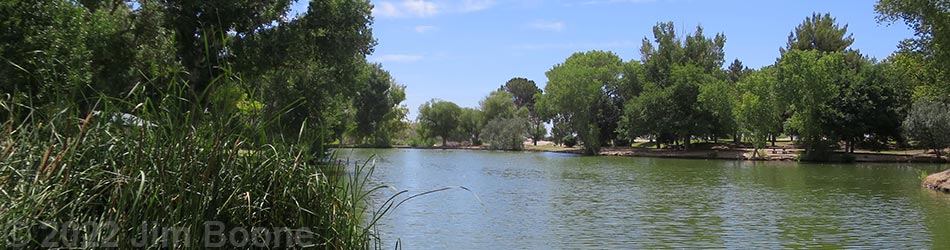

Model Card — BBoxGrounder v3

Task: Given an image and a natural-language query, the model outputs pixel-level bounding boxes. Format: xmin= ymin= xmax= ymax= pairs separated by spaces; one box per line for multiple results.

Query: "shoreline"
xmin=337 ymin=145 xmax=948 ymax=164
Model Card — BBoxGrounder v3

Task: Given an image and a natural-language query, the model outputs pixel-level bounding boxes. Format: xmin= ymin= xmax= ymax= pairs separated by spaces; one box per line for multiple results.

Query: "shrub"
xmin=563 ymin=135 xmax=578 ymax=148
xmin=481 ymin=117 xmax=528 ymax=151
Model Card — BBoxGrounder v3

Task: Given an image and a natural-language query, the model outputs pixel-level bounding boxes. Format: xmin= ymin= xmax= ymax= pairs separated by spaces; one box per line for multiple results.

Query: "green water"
xmin=340 ymin=148 xmax=950 ymax=249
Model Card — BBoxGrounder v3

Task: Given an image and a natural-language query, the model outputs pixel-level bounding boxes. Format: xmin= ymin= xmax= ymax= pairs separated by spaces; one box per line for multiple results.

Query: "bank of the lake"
xmin=341 ymin=144 xmax=947 ymax=163
xmin=340 ymin=148 xmax=950 ymax=249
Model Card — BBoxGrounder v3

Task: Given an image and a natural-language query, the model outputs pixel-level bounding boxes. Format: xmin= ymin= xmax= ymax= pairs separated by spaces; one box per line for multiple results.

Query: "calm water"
xmin=339 ymin=148 xmax=950 ymax=249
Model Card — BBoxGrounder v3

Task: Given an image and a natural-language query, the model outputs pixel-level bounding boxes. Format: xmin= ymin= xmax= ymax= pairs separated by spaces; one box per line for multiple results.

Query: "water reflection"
xmin=341 ymin=149 xmax=950 ymax=249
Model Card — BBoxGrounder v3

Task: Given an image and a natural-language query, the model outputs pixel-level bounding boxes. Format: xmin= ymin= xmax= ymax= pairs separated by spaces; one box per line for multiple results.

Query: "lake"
xmin=339 ymin=148 xmax=950 ymax=249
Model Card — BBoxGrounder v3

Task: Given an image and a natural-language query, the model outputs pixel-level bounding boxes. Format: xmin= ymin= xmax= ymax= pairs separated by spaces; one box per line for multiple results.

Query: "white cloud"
xmin=374 ymin=2 xmax=401 ymax=17
xmin=461 ymin=0 xmax=497 ymax=12
xmin=374 ymin=0 xmax=439 ymax=18
xmin=528 ymin=20 xmax=565 ymax=31
xmin=373 ymin=0 xmax=497 ymax=18
xmin=372 ymin=54 xmax=424 ymax=63
xmin=414 ymin=25 xmax=438 ymax=33
xmin=403 ymin=0 xmax=439 ymax=16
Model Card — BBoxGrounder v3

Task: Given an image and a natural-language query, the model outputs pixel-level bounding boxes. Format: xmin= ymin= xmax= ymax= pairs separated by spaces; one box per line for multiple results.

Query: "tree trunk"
xmin=683 ymin=135 xmax=690 ymax=151
xmin=442 ymin=137 xmax=447 ymax=147
xmin=771 ymin=134 xmax=776 ymax=147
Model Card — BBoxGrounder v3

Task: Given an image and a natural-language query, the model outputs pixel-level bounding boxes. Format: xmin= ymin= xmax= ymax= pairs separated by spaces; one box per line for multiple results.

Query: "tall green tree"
xmin=418 ymin=99 xmax=462 ymax=147
xmin=481 ymin=90 xmax=517 ymax=124
xmin=876 ymin=0 xmax=950 ymax=100
xmin=775 ymin=50 xmax=844 ymax=153
xmin=621 ymin=22 xmax=727 ymax=149
xmin=502 ymin=77 xmax=546 ymax=145
xmin=726 ymin=59 xmax=747 ymax=83
xmin=502 ymin=78 xmax=542 ymax=109
xmin=459 ymin=107 xmax=484 ymax=145
xmin=783 ymin=12 xmax=855 ymax=53
xmin=353 ymin=63 xmax=407 ymax=147
xmin=249 ymin=0 xmax=376 ymax=143
xmin=735 ymin=69 xmax=782 ymax=157
xmin=537 ymin=50 xmax=623 ymax=155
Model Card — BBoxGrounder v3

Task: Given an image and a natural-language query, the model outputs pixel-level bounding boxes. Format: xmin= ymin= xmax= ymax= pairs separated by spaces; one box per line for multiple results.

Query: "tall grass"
xmin=0 ymin=75 xmax=389 ymax=248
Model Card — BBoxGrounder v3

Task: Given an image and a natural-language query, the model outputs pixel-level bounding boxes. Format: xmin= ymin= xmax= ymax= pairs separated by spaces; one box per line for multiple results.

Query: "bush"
xmin=903 ymin=99 xmax=950 ymax=157
xmin=481 ymin=117 xmax=528 ymax=150
xmin=563 ymin=135 xmax=578 ymax=148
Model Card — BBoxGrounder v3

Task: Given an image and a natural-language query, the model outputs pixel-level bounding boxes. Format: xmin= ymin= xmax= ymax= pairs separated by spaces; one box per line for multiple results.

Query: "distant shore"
xmin=339 ymin=144 xmax=947 ymax=163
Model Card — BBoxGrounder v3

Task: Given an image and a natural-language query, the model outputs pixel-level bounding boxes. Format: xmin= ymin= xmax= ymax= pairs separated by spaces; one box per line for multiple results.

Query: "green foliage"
xmin=903 ymin=99 xmax=950 ymax=157
xmin=735 ymin=69 xmax=782 ymax=155
xmin=538 ymin=50 xmax=623 ymax=155
xmin=726 ymin=59 xmax=748 ymax=83
xmin=0 ymin=0 xmax=386 ymax=247
xmin=825 ymin=55 xmax=913 ymax=151
xmin=502 ymin=78 xmax=546 ymax=145
xmin=621 ymin=23 xmax=727 ymax=149
xmin=0 ymin=80 xmax=381 ymax=249
xmin=784 ymin=12 xmax=855 ymax=52
xmin=459 ymin=107 xmax=484 ymax=145
xmin=418 ymin=99 xmax=462 ymax=146
xmin=502 ymin=77 xmax=542 ymax=109
xmin=1 ymin=0 xmax=91 ymax=115
xmin=481 ymin=109 xmax=529 ymax=151
xmin=776 ymin=50 xmax=843 ymax=151
xmin=481 ymin=90 xmax=518 ymax=124
xmin=877 ymin=0 xmax=950 ymax=100
xmin=562 ymin=135 xmax=578 ymax=148
xmin=353 ymin=63 xmax=408 ymax=147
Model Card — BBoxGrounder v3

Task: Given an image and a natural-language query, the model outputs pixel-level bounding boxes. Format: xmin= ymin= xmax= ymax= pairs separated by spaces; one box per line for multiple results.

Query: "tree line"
xmin=411 ymin=2 xmax=950 ymax=160
xmin=1 ymin=0 xmax=409 ymax=150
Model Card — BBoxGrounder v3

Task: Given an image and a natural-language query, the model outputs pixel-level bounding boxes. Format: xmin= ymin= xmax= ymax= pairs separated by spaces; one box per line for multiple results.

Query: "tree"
xmin=250 ymin=0 xmax=376 ymax=143
xmin=418 ymin=99 xmax=462 ymax=147
xmin=537 ymin=51 xmax=623 ymax=155
xmin=480 ymin=90 xmax=517 ymax=124
xmin=876 ymin=0 xmax=950 ymax=99
xmin=903 ymin=99 xmax=950 ymax=157
xmin=502 ymin=78 xmax=546 ymax=145
xmin=735 ymin=69 xmax=782 ymax=157
xmin=775 ymin=50 xmax=843 ymax=153
xmin=480 ymin=90 xmax=530 ymax=149
xmin=459 ymin=107 xmax=484 ymax=145
xmin=481 ymin=108 xmax=530 ymax=151
xmin=353 ymin=63 xmax=407 ymax=147
xmin=502 ymin=78 xmax=542 ymax=109
xmin=726 ymin=59 xmax=747 ymax=84
xmin=621 ymin=22 xmax=726 ymax=149
xmin=824 ymin=54 xmax=913 ymax=152
xmin=159 ymin=0 xmax=294 ymax=96
xmin=1 ymin=0 xmax=90 ymax=116
xmin=784 ymin=12 xmax=854 ymax=53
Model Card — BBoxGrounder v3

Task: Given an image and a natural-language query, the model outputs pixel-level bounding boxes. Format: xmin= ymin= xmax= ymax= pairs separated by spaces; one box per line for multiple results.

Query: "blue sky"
xmin=294 ymin=0 xmax=913 ymax=120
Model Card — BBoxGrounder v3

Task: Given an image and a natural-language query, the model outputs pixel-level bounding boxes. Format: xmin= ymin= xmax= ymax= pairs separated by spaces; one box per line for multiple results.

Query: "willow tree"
xmin=418 ymin=99 xmax=462 ymax=147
